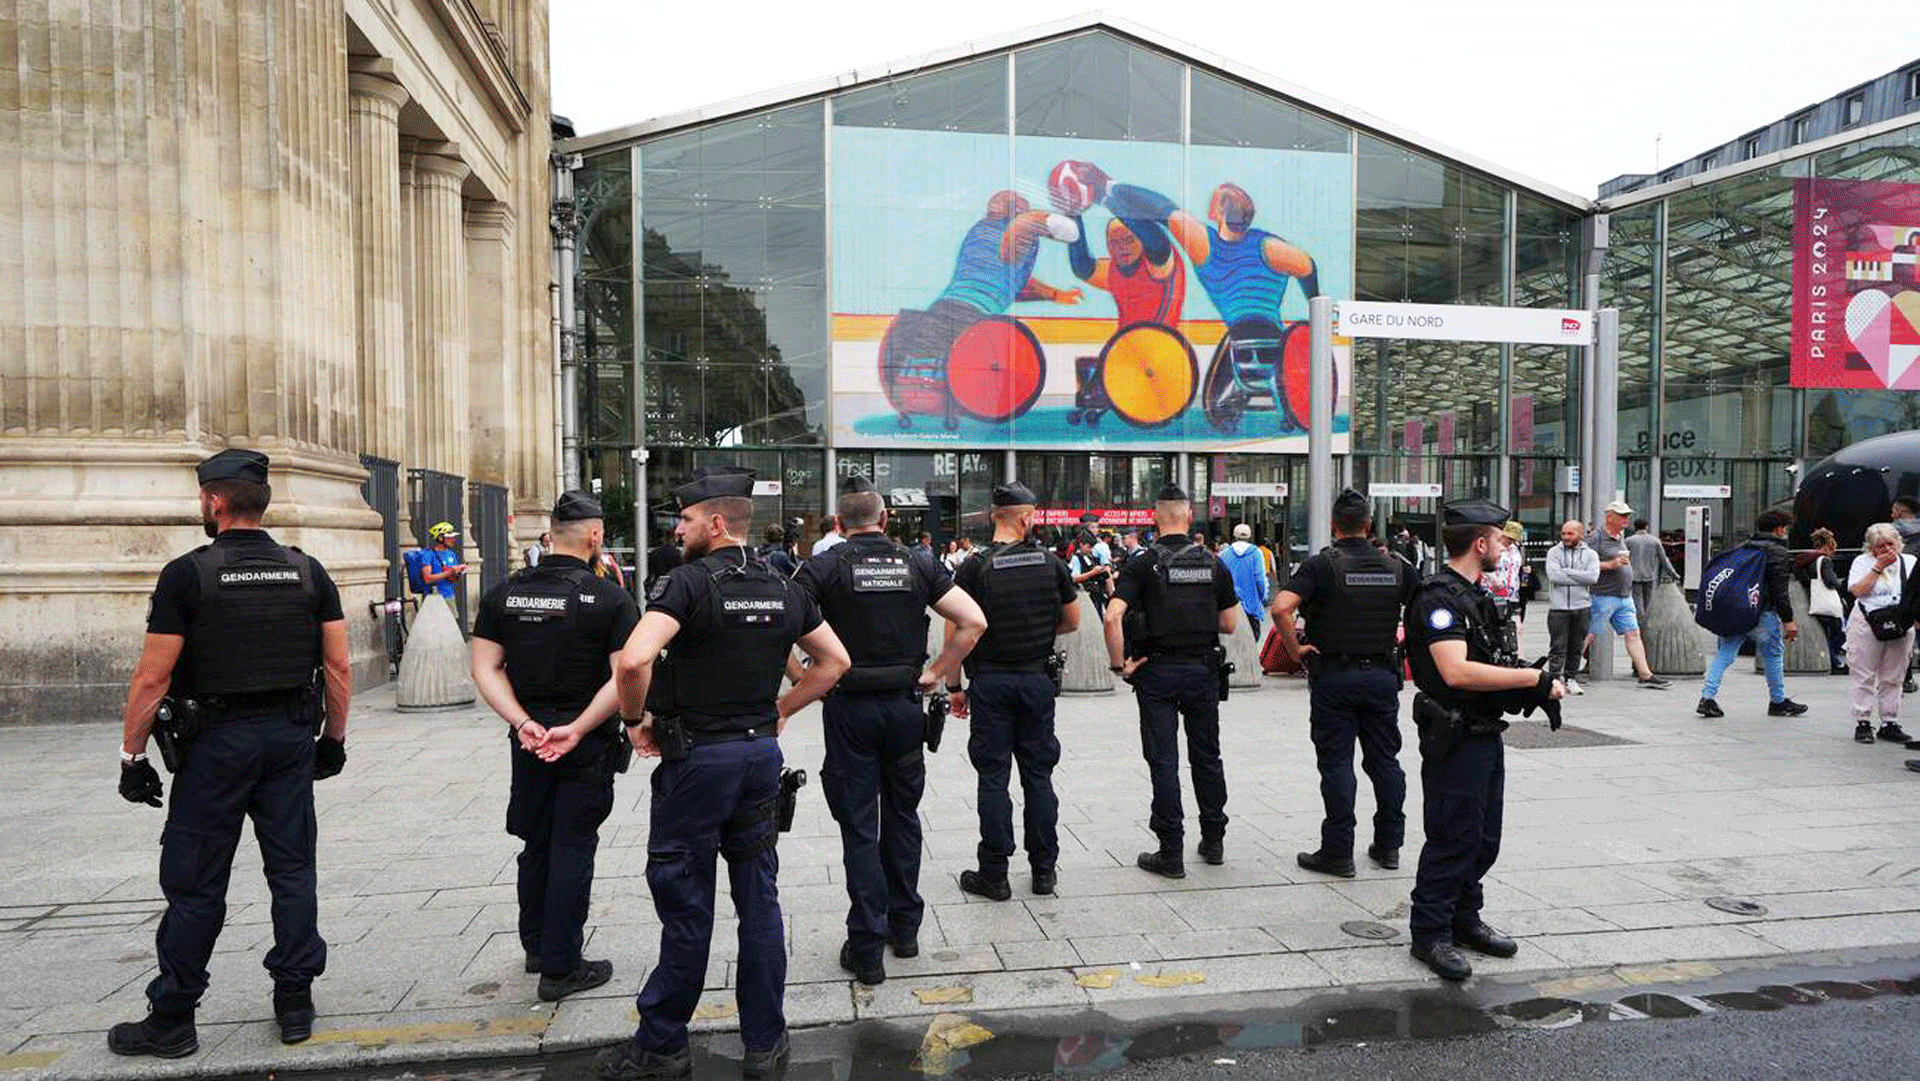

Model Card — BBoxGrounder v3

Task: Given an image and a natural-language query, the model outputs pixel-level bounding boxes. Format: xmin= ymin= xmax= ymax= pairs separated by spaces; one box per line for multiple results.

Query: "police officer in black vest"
xmin=471 ymin=490 xmax=638 ymax=1002
xmin=949 ymin=481 xmax=1079 ymax=901
xmin=792 ymin=476 xmax=987 ymax=985
xmin=1102 ymin=483 xmax=1241 ymax=878
xmin=1270 ymin=488 xmax=1414 ymax=878
xmin=1403 ymin=499 xmax=1563 ymax=981
xmin=599 ymin=466 xmax=850 ymax=1081
xmin=111 ymin=449 xmax=351 ymax=1057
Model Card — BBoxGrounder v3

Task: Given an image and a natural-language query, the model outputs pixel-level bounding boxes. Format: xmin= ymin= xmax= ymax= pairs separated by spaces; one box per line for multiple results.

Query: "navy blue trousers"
xmin=632 ymin=738 xmax=786 ymax=1056
xmin=507 ymin=729 xmax=614 ymax=977
xmin=1307 ymin=662 xmax=1406 ymax=859
xmin=1409 ymin=732 xmax=1504 ymax=942
xmin=821 ymin=691 xmax=925 ymax=964
xmin=1133 ymin=659 xmax=1227 ymax=850
xmin=149 ymin=708 xmax=324 ymax=1015
xmin=966 ymin=671 xmax=1061 ymax=877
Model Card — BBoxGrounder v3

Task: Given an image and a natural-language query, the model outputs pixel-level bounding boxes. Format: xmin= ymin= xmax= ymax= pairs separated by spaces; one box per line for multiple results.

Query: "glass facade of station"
xmin=571 ymin=27 xmax=1920 ymax=558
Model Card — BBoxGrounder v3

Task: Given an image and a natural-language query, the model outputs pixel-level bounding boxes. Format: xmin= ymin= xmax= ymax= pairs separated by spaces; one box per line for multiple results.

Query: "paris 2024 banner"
xmin=1792 ymin=176 xmax=1920 ymax=390
xmin=830 ymin=129 xmax=1354 ymax=451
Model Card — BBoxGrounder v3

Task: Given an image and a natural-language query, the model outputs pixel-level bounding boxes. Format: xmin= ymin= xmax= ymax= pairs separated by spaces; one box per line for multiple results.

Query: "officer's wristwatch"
xmin=1109 ymin=664 xmax=1126 ymax=674
xmin=945 ymin=684 xmax=963 ymax=694
xmin=620 ymin=715 xmax=646 ymax=729
xmin=118 ymin=750 xmax=145 ymax=765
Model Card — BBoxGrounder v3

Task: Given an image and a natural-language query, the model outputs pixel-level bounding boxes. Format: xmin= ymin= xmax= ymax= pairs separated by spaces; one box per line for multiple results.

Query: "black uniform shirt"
xmin=646 ymin=546 xmax=823 ymax=637
xmin=472 ymin=554 xmax=640 ymax=707
xmin=147 ymin=528 xmax=344 ymax=634
xmin=1403 ymin=566 xmax=1493 ymax=702
xmin=792 ymin=532 xmax=954 ymax=609
xmin=1112 ymin=536 xmax=1238 ymax=611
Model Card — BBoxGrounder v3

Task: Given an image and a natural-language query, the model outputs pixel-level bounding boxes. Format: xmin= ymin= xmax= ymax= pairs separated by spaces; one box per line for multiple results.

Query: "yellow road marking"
xmin=1533 ymin=973 xmax=1628 ymax=997
xmin=1617 ymin=961 xmax=1722 ymax=985
xmin=304 ymin=1014 xmax=548 ymax=1048
xmin=912 ymin=986 xmax=974 ymax=1005
xmin=0 ymin=1051 xmax=66 ymax=1072
xmin=692 ymin=1000 xmax=739 ymax=1021
xmin=1134 ymin=970 xmax=1206 ymax=988
xmin=1075 ymin=968 xmax=1120 ymax=989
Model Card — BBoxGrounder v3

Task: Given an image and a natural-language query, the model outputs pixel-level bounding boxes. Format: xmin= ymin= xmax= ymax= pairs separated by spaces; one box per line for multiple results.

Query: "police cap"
xmin=197 ymin=448 xmax=269 ymax=486
xmin=1440 ymin=498 xmax=1511 ymax=528
xmin=673 ymin=465 xmax=756 ymax=508
xmin=1156 ymin=482 xmax=1189 ymax=502
xmin=991 ymin=481 xmax=1037 ymax=506
xmin=840 ymin=474 xmax=877 ymax=495
xmin=552 ymin=490 xmax=604 ymax=521
xmin=1333 ymin=487 xmax=1370 ymax=515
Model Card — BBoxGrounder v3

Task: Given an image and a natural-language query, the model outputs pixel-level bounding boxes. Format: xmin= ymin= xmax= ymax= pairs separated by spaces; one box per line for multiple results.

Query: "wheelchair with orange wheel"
xmin=1066 ymin=322 xmax=1198 ymax=429
xmin=1200 ymin=317 xmax=1328 ymax=435
xmin=878 ymin=307 xmax=1047 ymax=430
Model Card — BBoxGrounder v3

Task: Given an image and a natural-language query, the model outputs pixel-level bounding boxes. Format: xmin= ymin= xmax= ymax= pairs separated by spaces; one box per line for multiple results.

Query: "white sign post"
xmin=1335 ymin=301 xmax=1596 ymax=346
xmin=1684 ymin=505 xmax=1710 ymax=592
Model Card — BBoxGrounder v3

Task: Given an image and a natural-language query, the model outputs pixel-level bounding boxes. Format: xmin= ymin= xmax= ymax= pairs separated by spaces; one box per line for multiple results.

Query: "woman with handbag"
xmin=1803 ymin=528 xmax=1849 ymax=675
xmin=1845 ymin=523 xmax=1917 ymax=744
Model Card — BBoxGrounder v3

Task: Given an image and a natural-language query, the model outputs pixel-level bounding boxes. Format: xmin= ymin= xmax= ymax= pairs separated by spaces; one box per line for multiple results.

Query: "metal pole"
xmin=1590 ymin=307 xmax=1622 ymax=681
xmin=1308 ymin=296 xmax=1335 ymax=553
xmin=1578 ymin=214 xmax=1609 ymax=529
xmin=1004 ymin=448 xmax=1017 ymax=483
xmin=823 ymin=447 xmax=838 ymax=517
xmin=551 ymin=151 xmax=584 ymax=493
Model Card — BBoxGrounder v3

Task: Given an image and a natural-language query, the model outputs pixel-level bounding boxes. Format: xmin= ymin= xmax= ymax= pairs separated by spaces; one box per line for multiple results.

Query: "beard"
xmin=682 ymin=532 xmax=709 ymax=559
xmin=1479 ymin=547 xmax=1501 ymax=573
xmin=202 ymin=514 xmax=218 ymax=538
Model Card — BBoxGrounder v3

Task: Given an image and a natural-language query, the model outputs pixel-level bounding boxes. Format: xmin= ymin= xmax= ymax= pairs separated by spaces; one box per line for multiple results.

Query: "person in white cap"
xmin=1221 ymin=523 xmax=1270 ymax=640
xmin=1585 ymin=502 xmax=1671 ymax=689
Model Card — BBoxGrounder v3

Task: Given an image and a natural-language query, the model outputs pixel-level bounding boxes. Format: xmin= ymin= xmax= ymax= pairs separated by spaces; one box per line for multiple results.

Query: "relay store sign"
xmin=1336 ymin=301 xmax=1595 ymax=346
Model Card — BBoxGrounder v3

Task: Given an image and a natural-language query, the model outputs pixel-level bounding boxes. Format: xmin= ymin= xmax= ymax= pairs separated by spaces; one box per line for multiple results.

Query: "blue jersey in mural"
xmin=1197 ymin=226 xmax=1291 ymax=326
xmin=935 ymin=216 xmax=1041 ymax=315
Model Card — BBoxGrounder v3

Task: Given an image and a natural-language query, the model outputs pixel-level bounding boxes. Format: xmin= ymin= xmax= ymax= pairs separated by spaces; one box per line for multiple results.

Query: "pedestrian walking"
xmin=471 ymin=491 xmax=636 ymax=1002
xmin=1625 ymin=518 xmax=1677 ymax=626
xmin=1104 ymin=483 xmax=1240 ymax=877
xmin=1696 ymin=510 xmax=1808 ymax=719
xmin=951 ymin=481 xmax=1079 ymax=902
xmin=1844 ymin=522 xmax=1915 ymax=745
xmin=1269 ymin=488 xmax=1413 ymax=879
xmin=111 ymin=449 xmax=351 ymax=1056
xmin=792 ymin=476 xmax=986 ymax=986
xmin=597 ymin=466 xmax=850 ymax=1081
xmin=1403 ymin=499 xmax=1562 ymax=982
xmin=1221 ymin=523 xmax=1271 ymax=640
xmin=1544 ymin=520 xmax=1598 ymax=694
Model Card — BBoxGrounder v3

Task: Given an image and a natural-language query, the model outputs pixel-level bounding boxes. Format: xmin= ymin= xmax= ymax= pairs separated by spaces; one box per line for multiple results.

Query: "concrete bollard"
xmin=1643 ymin=581 xmax=1705 ymax=676
xmin=1058 ymin=593 xmax=1114 ymax=694
xmin=1221 ymin=625 xmax=1260 ymax=689
xmin=397 ymin=594 xmax=475 ymax=711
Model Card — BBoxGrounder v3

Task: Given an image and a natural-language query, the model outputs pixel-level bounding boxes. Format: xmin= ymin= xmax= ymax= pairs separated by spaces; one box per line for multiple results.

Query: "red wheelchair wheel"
xmin=878 ymin=309 xmax=959 ymax=423
xmin=946 ymin=316 xmax=1046 ymax=422
xmin=1278 ymin=322 xmax=1336 ymax=433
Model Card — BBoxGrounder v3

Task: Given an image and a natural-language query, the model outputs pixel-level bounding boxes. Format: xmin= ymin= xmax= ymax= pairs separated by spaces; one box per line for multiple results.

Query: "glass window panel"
xmin=833 ymin=55 xmax=1007 ymax=133
xmin=1015 ymin=32 xmax=1181 ymax=142
xmin=1190 ymin=69 xmax=1347 ymax=151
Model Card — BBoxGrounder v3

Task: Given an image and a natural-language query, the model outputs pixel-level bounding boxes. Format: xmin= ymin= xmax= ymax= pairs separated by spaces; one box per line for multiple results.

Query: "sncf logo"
xmin=1561 ymin=317 xmax=1583 ymax=335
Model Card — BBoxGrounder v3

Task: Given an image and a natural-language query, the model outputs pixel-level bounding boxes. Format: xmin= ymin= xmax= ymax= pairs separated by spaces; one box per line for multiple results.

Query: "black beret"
xmin=991 ymin=481 xmax=1037 ymax=506
xmin=673 ymin=465 xmax=756 ymax=509
xmin=841 ymin=474 xmax=877 ymax=494
xmin=1440 ymin=498 xmax=1512 ymax=528
xmin=1156 ymin=482 xmax=1189 ymax=502
xmin=197 ymin=448 xmax=269 ymax=486
xmin=1333 ymin=487 xmax=1371 ymax=513
xmin=552 ymin=490 xmax=604 ymax=521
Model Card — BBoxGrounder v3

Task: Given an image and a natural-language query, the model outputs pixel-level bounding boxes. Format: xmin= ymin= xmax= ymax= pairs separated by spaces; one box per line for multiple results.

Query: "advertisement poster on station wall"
xmin=828 ymin=126 xmax=1353 ymax=451
xmin=1791 ymin=176 xmax=1920 ymax=390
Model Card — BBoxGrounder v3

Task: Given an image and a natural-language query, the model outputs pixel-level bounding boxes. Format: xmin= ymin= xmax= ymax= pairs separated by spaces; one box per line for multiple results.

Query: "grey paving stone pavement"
xmin=2 ymin=616 xmax=1915 ymax=1077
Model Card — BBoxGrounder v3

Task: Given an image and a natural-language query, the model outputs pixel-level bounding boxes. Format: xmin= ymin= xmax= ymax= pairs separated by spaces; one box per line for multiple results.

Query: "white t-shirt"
xmin=1847 ymin=552 xmax=1915 ymax=613
xmin=810 ymin=532 xmax=844 ymax=556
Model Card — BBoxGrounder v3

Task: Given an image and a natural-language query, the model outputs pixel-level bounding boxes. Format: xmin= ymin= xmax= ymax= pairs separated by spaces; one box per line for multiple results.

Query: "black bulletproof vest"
xmin=655 ymin=551 xmax=798 ymax=729
xmin=1144 ymin=540 xmax=1219 ymax=655
xmin=499 ymin=563 xmax=609 ymax=708
xmin=825 ymin=536 xmax=931 ymax=673
xmin=1306 ymin=541 xmax=1405 ymax=656
xmin=1406 ymin=569 xmax=1503 ymax=708
xmin=970 ymin=541 xmax=1060 ymax=668
xmin=185 ymin=544 xmax=319 ymax=696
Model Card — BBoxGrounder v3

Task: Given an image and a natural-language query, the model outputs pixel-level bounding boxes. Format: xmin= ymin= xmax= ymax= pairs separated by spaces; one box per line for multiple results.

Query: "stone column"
xmin=407 ymin=144 xmax=473 ymax=477
xmin=465 ymin=201 xmax=517 ymax=488
xmin=348 ymin=61 xmax=411 ymax=463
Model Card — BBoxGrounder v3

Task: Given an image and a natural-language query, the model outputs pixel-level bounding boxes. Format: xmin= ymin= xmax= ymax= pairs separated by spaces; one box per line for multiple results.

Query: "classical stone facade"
xmin=1 ymin=1 xmax=557 ymax=721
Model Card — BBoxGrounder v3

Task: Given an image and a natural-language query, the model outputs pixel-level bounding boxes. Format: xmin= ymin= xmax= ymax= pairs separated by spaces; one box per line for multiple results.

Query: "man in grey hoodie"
xmin=1544 ymin=520 xmax=1598 ymax=694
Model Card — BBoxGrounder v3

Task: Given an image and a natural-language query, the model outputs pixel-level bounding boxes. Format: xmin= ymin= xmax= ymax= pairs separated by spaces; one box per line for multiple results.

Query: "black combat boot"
xmin=107 ymin=1010 xmax=198 ymax=1058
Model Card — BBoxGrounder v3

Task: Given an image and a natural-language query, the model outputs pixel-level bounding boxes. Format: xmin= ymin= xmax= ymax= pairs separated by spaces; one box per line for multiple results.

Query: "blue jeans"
xmin=1700 ymin=611 xmax=1786 ymax=703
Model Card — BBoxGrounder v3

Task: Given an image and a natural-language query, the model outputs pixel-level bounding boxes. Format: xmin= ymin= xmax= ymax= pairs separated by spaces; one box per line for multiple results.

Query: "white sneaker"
xmin=1565 ymin=678 xmax=1584 ymax=696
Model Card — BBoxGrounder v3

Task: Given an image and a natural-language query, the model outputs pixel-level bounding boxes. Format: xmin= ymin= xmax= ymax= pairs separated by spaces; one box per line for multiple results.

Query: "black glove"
xmin=119 ymin=759 xmax=163 ymax=807
xmin=314 ymin=736 xmax=346 ymax=781
xmin=1516 ymin=667 xmax=1563 ymax=731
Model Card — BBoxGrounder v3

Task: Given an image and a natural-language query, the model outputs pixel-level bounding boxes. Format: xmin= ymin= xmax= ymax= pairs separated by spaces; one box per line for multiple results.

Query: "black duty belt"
xmin=689 ymin=725 xmax=775 ymax=747
xmin=1314 ymin=654 xmax=1394 ymax=667
xmin=196 ymin=688 xmax=306 ymax=718
xmin=971 ymin=660 xmax=1049 ymax=674
xmin=1146 ymin=651 xmax=1212 ymax=663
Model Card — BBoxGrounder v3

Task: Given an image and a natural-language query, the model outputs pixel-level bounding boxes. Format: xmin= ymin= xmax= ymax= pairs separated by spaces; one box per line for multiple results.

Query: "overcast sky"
xmin=551 ymin=1 xmax=1914 ymax=197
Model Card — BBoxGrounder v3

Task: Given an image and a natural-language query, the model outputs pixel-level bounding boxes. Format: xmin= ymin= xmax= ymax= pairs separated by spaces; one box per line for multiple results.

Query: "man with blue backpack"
xmin=1695 ymin=509 xmax=1808 ymax=719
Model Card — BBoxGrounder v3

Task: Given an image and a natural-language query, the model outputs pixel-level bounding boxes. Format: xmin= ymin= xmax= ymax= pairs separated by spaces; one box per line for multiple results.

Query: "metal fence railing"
xmin=470 ymin=481 xmax=511 ymax=599
xmin=408 ymin=468 xmax=467 ymax=628
xmin=359 ymin=455 xmax=402 ymax=598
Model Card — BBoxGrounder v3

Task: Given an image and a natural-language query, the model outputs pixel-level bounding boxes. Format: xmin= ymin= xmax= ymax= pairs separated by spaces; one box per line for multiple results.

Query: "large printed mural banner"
xmin=1792 ymin=177 xmax=1920 ymax=390
xmin=830 ymin=129 xmax=1353 ymax=450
